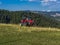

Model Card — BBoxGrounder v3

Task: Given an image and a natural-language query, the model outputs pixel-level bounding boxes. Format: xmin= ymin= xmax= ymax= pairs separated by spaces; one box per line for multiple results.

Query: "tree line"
xmin=0 ymin=9 xmax=60 ymax=28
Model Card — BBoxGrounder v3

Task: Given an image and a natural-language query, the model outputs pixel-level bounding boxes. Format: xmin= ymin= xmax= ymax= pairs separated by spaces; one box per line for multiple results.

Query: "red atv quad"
xmin=21 ymin=17 xmax=34 ymax=26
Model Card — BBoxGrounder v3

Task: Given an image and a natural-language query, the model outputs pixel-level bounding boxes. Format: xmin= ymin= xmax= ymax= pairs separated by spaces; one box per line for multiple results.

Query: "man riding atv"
xmin=21 ymin=17 xmax=34 ymax=26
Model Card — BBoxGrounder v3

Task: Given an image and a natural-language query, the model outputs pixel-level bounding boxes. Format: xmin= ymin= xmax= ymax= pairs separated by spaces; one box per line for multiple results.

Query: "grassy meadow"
xmin=0 ymin=24 xmax=60 ymax=45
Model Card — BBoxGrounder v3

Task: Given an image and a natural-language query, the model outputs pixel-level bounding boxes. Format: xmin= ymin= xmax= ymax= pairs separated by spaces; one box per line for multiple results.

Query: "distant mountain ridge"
xmin=30 ymin=11 xmax=60 ymax=21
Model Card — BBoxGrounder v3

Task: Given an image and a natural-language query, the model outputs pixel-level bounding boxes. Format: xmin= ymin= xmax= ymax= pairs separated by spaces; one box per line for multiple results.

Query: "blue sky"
xmin=0 ymin=0 xmax=60 ymax=11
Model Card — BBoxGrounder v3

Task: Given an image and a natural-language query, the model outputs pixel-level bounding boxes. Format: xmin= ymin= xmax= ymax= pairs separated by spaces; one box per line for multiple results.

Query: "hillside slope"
xmin=0 ymin=24 xmax=60 ymax=32
xmin=0 ymin=24 xmax=60 ymax=45
xmin=0 ymin=10 xmax=60 ymax=28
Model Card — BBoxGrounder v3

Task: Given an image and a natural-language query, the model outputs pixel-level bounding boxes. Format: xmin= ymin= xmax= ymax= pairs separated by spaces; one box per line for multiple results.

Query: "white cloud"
xmin=19 ymin=0 xmax=57 ymax=2
xmin=49 ymin=0 xmax=57 ymax=2
xmin=41 ymin=0 xmax=49 ymax=6
xmin=42 ymin=0 xmax=57 ymax=2
xmin=47 ymin=10 xmax=51 ymax=12
xmin=28 ymin=0 xmax=37 ymax=2
xmin=47 ymin=2 xmax=60 ymax=11
xmin=41 ymin=10 xmax=51 ymax=12
xmin=42 ymin=0 xmax=49 ymax=3
xmin=40 ymin=0 xmax=57 ymax=6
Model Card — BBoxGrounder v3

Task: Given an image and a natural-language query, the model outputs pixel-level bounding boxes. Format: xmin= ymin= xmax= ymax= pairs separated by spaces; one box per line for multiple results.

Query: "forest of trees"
xmin=0 ymin=9 xmax=60 ymax=28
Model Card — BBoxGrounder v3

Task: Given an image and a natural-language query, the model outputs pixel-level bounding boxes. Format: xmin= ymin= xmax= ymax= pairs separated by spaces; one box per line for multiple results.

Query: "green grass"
xmin=0 ymin=24 xmax=60 ymax=45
